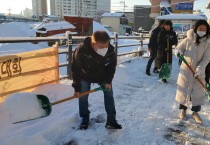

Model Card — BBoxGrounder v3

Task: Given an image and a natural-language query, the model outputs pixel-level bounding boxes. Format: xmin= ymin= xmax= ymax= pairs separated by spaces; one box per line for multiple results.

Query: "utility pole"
xmin=60 ymin=0 xmax=63 ymax=20
xmin=120 ymin=0 xmax=126 ymax=13
xmin=36 ymin=0 xmax=39 ymax=19
xmin=7 ymin=8 xmax=11 ymax=18
xmin=79 ymin=0 xmax=82 ymax=17
xmin=123 ymin=0 xmax=125 ymax=13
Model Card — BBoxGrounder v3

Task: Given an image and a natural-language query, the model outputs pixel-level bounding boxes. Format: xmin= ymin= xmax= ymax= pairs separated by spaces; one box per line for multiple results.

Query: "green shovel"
xmin=159 ymin=38 xmax=172 ymax=80
xmin=7 ymin=87 xmax=103 ymax=124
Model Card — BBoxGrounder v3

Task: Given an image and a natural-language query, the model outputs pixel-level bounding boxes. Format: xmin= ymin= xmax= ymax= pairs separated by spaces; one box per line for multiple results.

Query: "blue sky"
xmin=0 ymin=0 xmax=209 ymax=18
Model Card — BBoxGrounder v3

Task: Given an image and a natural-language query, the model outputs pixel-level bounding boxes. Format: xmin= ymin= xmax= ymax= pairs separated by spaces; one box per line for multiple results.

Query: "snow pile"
xmin=35 ymin=21 xmax=75 ymax=31
xmin=0 ymin=22 xmax=36 ymax=37
xmin=5 ymin=93 xmax=47 ymax=124
xmin=0 ymin=22 xmax=48 ymax=55
xmin=142 ymin=51 xmax=150 ymax=58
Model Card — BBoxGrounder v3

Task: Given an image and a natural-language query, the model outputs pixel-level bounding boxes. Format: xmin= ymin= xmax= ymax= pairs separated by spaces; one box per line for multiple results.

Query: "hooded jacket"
xmin=175 ymin=29 xmax=210 ymax=106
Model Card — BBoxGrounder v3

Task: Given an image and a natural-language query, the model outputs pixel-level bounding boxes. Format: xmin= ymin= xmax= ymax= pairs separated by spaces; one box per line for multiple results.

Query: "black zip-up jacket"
xmin=156 ymin=28 xmax=178 ymax=67
xmin=71 ymin=37 xmax=117 ymax=92
xmin=148 ymin=26 xmax=162 ymax=51
xmin=206 ymin=62 xmax=210 ymax=84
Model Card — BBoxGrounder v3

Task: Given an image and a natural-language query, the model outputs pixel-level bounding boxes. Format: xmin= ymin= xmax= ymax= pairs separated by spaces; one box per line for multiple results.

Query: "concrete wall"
xmin=134 ymin=6 xmax=154 ymax=31
xmin=101 ymin=17 xmax=120 ymax=33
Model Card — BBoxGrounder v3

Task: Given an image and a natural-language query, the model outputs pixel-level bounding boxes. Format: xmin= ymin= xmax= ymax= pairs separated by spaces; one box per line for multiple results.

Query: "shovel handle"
xmin=51 ymin=87 xmax=102 ymax=106
xmin=166 ymin=38 xmax=170 ymax=63
xmin=177 ymin=53 xmax=209 ymax=93
xmin=167 ymin=52 xmax=169 ymax=63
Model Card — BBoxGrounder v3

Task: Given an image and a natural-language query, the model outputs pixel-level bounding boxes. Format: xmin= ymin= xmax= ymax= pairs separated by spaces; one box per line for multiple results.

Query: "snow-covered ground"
xmin=1 ymin=55 xmax=210 ymax=145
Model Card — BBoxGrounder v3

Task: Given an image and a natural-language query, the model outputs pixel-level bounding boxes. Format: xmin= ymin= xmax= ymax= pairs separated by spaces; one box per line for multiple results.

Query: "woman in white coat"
xmin=175 ymin=20 xmax=210 ymax=124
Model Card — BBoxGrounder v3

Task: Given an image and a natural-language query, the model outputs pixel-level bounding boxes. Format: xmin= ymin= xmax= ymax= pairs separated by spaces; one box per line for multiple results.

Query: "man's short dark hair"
xmin=91 ymin=31 xmax=110 ymax=43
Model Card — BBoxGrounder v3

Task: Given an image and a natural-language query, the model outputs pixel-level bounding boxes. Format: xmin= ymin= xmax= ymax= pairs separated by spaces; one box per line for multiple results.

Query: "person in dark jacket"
xmin=146 ymin=19 xmax=165 ymax=76
xmin=206 ymin=30 xmax=210 ymax=88
xmin=71 ymin=31 xmax=122 ymax=130
xmin=156 ymin=20 xmax=178 ymax=83
xmin=206 ymin=62 xmax=210 ymax=85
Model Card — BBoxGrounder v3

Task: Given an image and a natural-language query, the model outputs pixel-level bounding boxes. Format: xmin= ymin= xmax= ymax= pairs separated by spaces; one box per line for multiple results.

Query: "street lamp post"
xmin=120 ymin=0 xmax=126 ymax=12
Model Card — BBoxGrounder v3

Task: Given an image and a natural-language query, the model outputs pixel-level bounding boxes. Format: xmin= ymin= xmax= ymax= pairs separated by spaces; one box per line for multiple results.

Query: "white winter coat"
xmin=175 ymin=29 xmax=210 ymax=106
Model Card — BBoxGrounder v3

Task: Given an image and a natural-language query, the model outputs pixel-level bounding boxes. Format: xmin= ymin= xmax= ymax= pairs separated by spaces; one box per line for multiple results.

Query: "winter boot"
xmin=153 ymin=68 xmax=159 ymax=74
xmin=162 ymin=79 xmax=168 ymax=84
xmin=179 ymin=109 xmax=187 ymax=120
xmin=146 ymin=71 xmax=151 ymax=76
xmin=80 ymin=117 xmax=89 ymax=130
xmin=192 ymin=112 xmax=202 ymax=124
xmin=105 ymin=120 xmax=122 ymax=129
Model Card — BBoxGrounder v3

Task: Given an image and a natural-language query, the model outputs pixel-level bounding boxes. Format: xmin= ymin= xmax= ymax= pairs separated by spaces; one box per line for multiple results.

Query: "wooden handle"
xmin=184 ymin=62 xmax=208 ymax=92
xmin=167 ymin=52 xmax=169 ymax=63
xmin=167 ymin=38 xmax=169 ymax=63
xmin=51 ymin=89 xmax=99 ymax=106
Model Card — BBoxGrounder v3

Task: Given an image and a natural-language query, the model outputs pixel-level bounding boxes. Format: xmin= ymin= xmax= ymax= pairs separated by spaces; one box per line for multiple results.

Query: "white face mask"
xmin=197 ymin=31 xmax=206 ymax=37
xmin=95 ymin=48 xmax=108 ymax=56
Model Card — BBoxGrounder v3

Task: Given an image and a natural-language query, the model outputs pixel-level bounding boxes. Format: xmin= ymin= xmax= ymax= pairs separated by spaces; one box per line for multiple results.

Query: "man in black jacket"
xmin=206 ymin=62 xmax=210 ymax=85
xmin=72 ymin=31 xmax=122 ymax=130
xmin=146 ymin=19 xmax=165 ymax=76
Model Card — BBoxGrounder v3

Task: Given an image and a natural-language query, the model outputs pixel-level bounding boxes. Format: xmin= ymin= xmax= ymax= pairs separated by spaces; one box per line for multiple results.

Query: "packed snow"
xmin=0 ymin=22 xmax=36 ymax=37
xmin=1 ymin=56 xmax=210 ymax=145
xmin=4 ymin=93 xmax=47 ymax=124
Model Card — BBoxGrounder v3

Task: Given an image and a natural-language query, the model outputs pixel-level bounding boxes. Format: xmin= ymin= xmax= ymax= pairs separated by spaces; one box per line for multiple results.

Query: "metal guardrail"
xmin=0 ymin=33 xmax=150 ymax=80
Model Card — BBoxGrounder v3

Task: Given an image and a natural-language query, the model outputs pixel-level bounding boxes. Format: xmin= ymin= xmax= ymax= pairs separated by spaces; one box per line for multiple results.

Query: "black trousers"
xmin=146 ymin=50 xmax=157 ymax=72
xmin=179 ymin=104 xmax=201 ymax=112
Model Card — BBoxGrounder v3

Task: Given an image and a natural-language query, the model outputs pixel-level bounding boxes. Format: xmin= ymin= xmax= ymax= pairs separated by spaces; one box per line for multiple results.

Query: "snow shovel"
xmin=177 ymin=53 xmax=210 ymax=101
xmin=5 ymin=87 xmax=103 ymax=124
xmin=159 ymin=38 xmax=172 ymax=79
